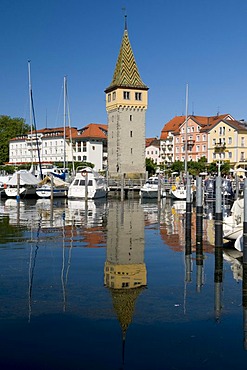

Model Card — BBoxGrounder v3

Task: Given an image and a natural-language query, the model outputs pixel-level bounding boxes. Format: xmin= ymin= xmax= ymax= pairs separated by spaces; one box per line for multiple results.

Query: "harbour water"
xmin=0 ymin=197 xmax=247 ymax=369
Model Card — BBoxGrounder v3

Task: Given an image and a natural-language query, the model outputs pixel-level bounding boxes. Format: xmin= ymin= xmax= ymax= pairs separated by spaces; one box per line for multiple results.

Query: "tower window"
xmin=130 ymin=115 xmax=132 ymax=121
xmin=113 ymin=92 xmax=116 ymax=100
xmin=135 ymin=92 xmax=142 ymax=101
xmin=123 ymin=91 xmax=130 ymax=100
xmin=107 ymin=94 xmax=111 ymax=102
xmin=130 ymin=131 xmax=133 ymax=137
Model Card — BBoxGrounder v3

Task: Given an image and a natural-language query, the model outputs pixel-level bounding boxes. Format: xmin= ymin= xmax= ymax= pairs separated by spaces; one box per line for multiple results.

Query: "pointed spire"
xmin=105 ymin=20 xmax=148 ymax=92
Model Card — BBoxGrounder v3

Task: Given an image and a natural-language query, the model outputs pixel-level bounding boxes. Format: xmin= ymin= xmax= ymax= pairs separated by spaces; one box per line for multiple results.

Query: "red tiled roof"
xmin=76 ymin=123 xmax=108 ymax=139
xmin=146 ymin=137 xmax=159 ymax=148
xmin=160 ymin=114 xmax=232 ymax=139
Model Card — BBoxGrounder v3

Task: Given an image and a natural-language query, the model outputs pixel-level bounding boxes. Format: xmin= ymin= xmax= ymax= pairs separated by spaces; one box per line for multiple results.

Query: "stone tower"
xmin=105 ymin=17 xmax=148 ymax=179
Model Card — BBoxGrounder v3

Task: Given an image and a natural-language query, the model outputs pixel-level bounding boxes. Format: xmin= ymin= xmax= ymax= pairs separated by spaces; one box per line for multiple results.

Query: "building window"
xmin=92 ymin=146 xmax=95 ymax=150
xmin=108 ymin=94 xmax=111 ymax=102
xmin=130 ymin=131 xmax=133 ymax=137
xmin=241 ymin=152 xmax=245 ymax=161
xmin=83 ymin=156 xmax=87 ymax=161
xmin=131 ymin=148 xmax=133 ymax=154
xmin=228 ymin=152 xmax=232 ymax=159
xmin=130 ymin=115 xmax=132 ymax=121
xmin=202 ymin=145 xmax=206 ymax=152
xmin=241 ymin=137 xmax=245 ymax=147
xmin=176 ymin=137 xmax=179 ymax=143
xmin=203 ymin=135 xmax=206 ymax=141
xmin=228 ymin=137 xmax=232 ymax=145
xmin=135 ymin=92 xmax=142 ymax=100
xmin=191 ymin=126 xmax=194 ymax=132
xmin=113 ymin=92 xmax=116 ymax=100
xmin=196 ymin=135 xmax=199 ymax=142
xmin=83 ymin=142 xmax=87 ymax=152
xmin=123 ymin=91 xmax=130 ymax=100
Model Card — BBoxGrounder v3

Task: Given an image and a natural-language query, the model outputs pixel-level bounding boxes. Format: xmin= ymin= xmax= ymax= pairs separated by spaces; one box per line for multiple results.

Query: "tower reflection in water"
xmin=104 ymin=200 xmax=147 ymax=364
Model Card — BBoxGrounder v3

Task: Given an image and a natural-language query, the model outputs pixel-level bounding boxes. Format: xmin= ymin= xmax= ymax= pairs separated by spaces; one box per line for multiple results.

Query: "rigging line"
xmin=55 ymin=82 xmax=63 ymax=128
xmin=31 ymin=91 xmax=42 ymax=178
xmin=66 ymin=87 xmax=75 ymax=175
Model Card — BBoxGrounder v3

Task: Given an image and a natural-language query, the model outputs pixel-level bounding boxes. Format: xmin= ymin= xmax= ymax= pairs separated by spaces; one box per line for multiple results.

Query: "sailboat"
xmin=5 ymin=61 xmax=40 ymax=199
xmin=36 ymin=76 xmax=70 ymax=198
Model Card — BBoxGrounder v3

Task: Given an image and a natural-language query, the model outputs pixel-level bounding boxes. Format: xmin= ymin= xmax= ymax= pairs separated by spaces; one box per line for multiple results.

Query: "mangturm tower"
xmin=105 ymin=16 xmax=149 ymax=179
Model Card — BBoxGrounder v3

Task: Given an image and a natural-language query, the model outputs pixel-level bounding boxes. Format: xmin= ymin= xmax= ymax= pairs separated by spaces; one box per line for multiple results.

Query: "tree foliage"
xmin=0 ymin=115 xmax=31 ymax=164
xmin=146 ymin=158 xmax=157 ymax=175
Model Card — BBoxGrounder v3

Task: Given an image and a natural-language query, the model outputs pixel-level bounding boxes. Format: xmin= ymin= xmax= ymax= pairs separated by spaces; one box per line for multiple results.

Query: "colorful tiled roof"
xmin=160 ymin=114 xmax=233 ymax=139
xmin=76 ymin=123 xmax=108 ymax=139
xmin=146 ymin=137 xmax=160 ymax=148
xmin=105 ymin=29 xmax=148 ymax=92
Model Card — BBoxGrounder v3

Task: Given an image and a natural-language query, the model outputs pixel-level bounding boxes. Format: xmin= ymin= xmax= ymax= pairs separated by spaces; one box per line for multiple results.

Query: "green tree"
xmin=146 ymin=158 xmax=157 ymax=175
xmin=0 ymin=115 xmax=30 ymax=164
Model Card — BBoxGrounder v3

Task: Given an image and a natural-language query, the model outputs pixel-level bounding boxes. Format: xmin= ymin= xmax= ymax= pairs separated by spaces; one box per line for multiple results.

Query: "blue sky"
xmin=1 ymin=0 xmax=247 ymax=138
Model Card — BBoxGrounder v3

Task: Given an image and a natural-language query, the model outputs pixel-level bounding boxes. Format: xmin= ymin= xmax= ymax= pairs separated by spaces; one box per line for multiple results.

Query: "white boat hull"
xmin=68 ymin=167 xmax=107 ymax=200
xmin=36 ymin=185 xmax=68 ymax=198
xmin=5 ymin=186 xmax=37 ymax=198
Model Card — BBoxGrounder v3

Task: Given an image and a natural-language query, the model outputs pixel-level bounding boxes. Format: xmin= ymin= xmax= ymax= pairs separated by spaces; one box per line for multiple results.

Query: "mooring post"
xmin=85 ymin=172 xmax=88 ymax=202
xmin=121 ymin=173 xmax=124 ymax=201
xmin=235 ymin=176 xmax=239 ymax=200
xmin=243 ymin=178 xmax=247 ymax=263
xmin=196 ymin=176 xmax=204 ymax=292
xmin=50 ymin=174 xmax=54 ymax=201
xmin=158 ymin=174 xmax=161 ymax=203
xmin=16 ymin=172 xmax=20 ymax=202
xmin=214 ymin=175 xmax=223 ymax=321
xmin=242 ymin=260 xmax=247 ymax=350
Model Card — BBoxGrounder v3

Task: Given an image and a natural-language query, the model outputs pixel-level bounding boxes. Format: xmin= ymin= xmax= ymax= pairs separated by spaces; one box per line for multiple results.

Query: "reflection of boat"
xmin=36 ymin=175 xmax=69 ymax=198
xmin=223 ymin=248 xmax=243 ymax=282
xmin=68 ymin=167 xmax=107 ymax=199
xmin=140 ymin=176 xmax=166 ymax=199
xmin=5 ymin=170 xmax=39 ymax=198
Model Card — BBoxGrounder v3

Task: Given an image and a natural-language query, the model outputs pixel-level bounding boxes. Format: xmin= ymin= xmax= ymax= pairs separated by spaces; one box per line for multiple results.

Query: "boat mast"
xmin=184 ymin=83 xmax=189 ymax=180
xmin=28 ymin=61 xmax=34 ymax=166
xmin=63 ymin=76 xmax=67 ymax=170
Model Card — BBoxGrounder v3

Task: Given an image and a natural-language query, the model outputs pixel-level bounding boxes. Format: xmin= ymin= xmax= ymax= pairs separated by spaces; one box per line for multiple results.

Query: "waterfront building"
xmin=160 ymin=114 xmax=234 ymax=165
xmin=105 ymin=18 xmax=148 ymax=178
xmin=207 ymin=118 xmax=247 ymax=169
xmin=145 ymin=137 xmax=161 ymax=165
xmin=9 ymin=123 xmax=107 ymax=171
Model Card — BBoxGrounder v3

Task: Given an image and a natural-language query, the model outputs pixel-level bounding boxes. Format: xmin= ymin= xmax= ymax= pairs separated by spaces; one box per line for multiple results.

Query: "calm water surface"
xmin=0 ymin=197 xmax=246 ymax=370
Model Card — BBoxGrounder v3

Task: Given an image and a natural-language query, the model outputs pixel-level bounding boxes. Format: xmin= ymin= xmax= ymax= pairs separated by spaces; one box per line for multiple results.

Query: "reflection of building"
xmin=104 ymin=201 xmax=147 ymax=358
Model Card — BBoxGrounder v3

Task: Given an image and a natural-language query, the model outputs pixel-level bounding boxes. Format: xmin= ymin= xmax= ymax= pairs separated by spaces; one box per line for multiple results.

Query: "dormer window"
xmin=123 ymin=91 xmax=130 ymax=100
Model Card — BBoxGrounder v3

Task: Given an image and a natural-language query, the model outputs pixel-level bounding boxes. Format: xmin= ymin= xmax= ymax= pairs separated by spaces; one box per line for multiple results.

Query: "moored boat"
xmin=36 ymin=175 xmax=69 ymax=198
xmin=5 ymin=170 xmax=39 ymax=198
xmin=223 ymin=197 xmax=244 ymax=251
xmin=140 ymin=176 xmax=166 ymax=199
xmin=67 ymin=167 xmax=107 ymax=199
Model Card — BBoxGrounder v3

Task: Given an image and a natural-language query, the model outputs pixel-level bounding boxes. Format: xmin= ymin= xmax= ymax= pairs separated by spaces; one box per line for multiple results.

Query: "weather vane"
xmin=122 ymin=6 xmax=127 ymax=30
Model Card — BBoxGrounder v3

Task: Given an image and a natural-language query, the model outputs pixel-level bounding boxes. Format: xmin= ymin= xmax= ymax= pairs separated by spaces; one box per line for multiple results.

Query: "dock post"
xmin=85 ymin=172 xmax=88 ymax=202
xmin=158 ymin=174 xmax=161 ymax=203
xmin=243 ymin=178 xmax=247 ymax=263
xmin=121 ymin=173 xmax=124 ymax=201
xmin=16 ymin=172 xmax=20 ymax=202
xmin=186 ymin=175 xmax=192 ymax=213
xmin=214 ymin=175 xmax=223 ymax=321
xmin=50 ymin=174 xmax=54 ymax=201
xmin=196 ymin=176 xmax=204 ymax=292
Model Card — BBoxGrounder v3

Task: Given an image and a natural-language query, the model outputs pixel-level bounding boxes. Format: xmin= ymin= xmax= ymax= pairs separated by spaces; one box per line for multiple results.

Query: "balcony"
xmin=214 ymin=142 xmax=226 ymax=153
